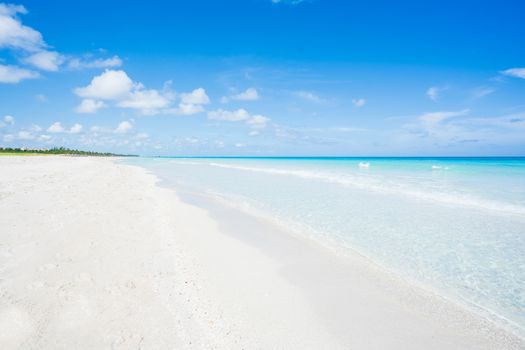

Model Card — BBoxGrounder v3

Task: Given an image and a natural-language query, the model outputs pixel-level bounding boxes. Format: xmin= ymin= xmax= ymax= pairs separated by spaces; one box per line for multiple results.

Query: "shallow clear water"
xmin=126 ymin=157 xmax=525 ymax=334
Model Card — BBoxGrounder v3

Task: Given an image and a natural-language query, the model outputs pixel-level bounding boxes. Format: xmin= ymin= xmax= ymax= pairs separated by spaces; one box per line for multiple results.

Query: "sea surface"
xmin=126 ymin=157 xmax=525 ymax=335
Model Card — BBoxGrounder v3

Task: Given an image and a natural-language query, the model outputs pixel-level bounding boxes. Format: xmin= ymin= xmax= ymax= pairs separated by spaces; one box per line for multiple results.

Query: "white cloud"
xmin=208 ymin=108 xmax=250 ymax=121
xmin=75 ymin=69 xmax=134 ymax=100
xmin=246 ymin=115 xmax=270 ymax=129
xmin=293 ymin=91 xmax=324 ymax=103
xmin=74 ymin=69 xmax=182 ymax=115
xmin=23 ymin=51 xmax=64 ymax=71
xmin=0 ymin=4 xmax=119 ymax=77
xmin=117 ymin=89 xmax=170 ymax=115
xmin=114 ymin=120 xmax=133 ymax=134
xmin=221 ymin=88 xmax=259 ymax=103
xmin=3 ymin=115 xmax=14 ymax=124
xmin=3 ymin=134 xmax=14 ymax=142
xmin=47 ymin=122 xmax=65 ymax=133
xmin=17 ymin=131 xmax=34 ymax=140
xmin=68 ymin=55 xmax=122 ymax=69
xmin=136 ymin=132 xmax=149 ymax=139
xmin=0 ymin=4 xmax=72 ymax=75
xmin=501 ymin=68 xmax=525 ymax=79
xmin=44 ymin=122 xmax=82 ymax=134
xmin=419 ymin=109 xmax=470 ymax=125
xmin=69 ymin=123 xmax=83 ymax=134
xmin=352 ymin=98 xmax=366 ymax=107
xmin=162 ymin=88 xmax=209 ymax=116
xmin=0 ymin=4 xmax=44 ymax=52
xmin=0 ymin=3 xmax=26 ymax=16
xmin=75 ymin=99 xmax=105 ymax=114
xmin=0 ymin=64 xmax=39 ymax=83
xmin=165 ymin=103 xmax=205 ymax=116
xmin=208 ymin=108 xmax=271 ymax=129
xmin=180 ymin=88 xmax=210 ymax=105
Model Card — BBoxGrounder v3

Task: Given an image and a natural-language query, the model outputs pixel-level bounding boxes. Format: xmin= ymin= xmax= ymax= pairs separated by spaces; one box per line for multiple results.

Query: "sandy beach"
xmin=0 ymin=156 xmax=523 ymax=349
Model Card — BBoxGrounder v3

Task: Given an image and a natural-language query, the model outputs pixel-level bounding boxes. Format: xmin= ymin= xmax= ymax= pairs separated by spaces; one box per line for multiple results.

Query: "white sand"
xmin=0 ymin=156 xmax=523 ymax=349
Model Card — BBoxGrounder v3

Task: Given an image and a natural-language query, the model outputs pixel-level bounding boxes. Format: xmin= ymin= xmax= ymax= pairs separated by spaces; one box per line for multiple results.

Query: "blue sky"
xmin=0 ymin=0 xmax=524 ymax=156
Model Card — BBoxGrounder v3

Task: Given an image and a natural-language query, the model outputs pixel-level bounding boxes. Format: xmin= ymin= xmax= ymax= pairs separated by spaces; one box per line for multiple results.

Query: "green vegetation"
xmin=0 ymin=147 xmax=137 ymax=157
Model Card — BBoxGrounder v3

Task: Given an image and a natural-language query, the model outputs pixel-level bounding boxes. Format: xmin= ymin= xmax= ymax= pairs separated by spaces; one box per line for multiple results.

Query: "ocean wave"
xmin=200 ymin=162 xmax=525 ymax=217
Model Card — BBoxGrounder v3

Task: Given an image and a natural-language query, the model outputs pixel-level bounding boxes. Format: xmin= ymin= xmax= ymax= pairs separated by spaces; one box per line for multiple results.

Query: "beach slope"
xmin=0 ymin=156 xmax=522 ymax=349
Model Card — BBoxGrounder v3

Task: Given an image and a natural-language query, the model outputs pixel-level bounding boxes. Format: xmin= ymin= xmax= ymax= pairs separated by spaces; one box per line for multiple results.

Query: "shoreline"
xmin=169 ymin=183 xmax=525 ymax=348
xmin=1 ymin=156 xmax=523 ymax=349
xmin=170 ymin=183 xmax=525 ymax=341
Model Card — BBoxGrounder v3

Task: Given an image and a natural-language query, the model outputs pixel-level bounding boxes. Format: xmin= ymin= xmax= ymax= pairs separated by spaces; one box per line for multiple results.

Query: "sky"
xmin=0 ymin=0 xmax=524 ymax=156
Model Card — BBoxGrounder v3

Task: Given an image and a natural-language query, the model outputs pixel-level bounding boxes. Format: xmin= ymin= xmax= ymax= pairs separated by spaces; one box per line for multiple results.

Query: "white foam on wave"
xmin=199 ymin=162 xmax=525 ymax=217
xmin=431 ymin=165 xmax=449 ymax=170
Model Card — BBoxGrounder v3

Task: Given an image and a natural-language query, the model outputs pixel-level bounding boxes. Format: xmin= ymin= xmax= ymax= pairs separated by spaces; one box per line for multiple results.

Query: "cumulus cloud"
xmin=180 ymin=88 xmax=210 ymax=105
xmin=47 ymin=122 xmax=65 ymax=133
xmin=3 ymin=115 xmax=14 ymax=124
xmin=69 ymin=123 xmax=83 ymax=134
xmin=75 ymin=69 xmax=133 ymax=100
xmin=0 ymin=4 xmax=68 ymax=75
xmin=0 ymin=63 xmax=39 ymax=83
xmin=352 ymin=98 xmax=366 ymax=107
xmin=0 ymin=4 xmax=44 ymax=52
xmin=164 ymin=88 xmax=210 ymax=115
xmin=221 ymin=88 xmax=259 ymax=103
xmin=114 ymin=120 xmax=133 ymax=134
xmin=75 ymin=99 xmax=105 ymax=114
xmin=208 ymin=108 xmax=271 ymax=129
xmin=246 ymin=115 xmax=270 ymax=129
xmin=46 ymin=122 xmax=83 ymax=134
xmin=501 ymin=68 xmax=525 ymax=79
xmin=74 ymin=69 xmax=206 ymax=116
xmin=0 ymin=4 xmax=125 ymax=80
xmin=118 ymin=89 xmax=171 ymax=115
xmin=23 ymin=51 xmax=65 ymax=71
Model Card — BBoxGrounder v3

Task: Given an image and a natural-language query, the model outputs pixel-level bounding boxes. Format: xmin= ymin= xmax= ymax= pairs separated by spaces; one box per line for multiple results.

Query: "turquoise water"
xmin=127 ymin=157 xmax=525 ymax=335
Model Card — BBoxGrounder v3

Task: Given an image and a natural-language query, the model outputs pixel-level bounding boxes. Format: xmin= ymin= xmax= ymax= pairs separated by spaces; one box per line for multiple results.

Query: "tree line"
xmin=0 ymin=147 xmax=137 ymax=157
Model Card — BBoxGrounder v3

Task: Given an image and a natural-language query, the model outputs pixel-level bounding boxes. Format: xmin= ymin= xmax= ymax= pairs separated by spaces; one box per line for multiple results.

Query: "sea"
xmin=126 ymin=156 xmax=525 ymax=336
